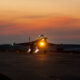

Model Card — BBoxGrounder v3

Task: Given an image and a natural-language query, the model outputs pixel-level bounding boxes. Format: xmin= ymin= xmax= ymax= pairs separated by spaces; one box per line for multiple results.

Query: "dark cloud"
xmin=21 ymin=15 xmax=46 ymax=19
xmin=0 ymin=23 xmax=15 ymax=30
xmin=19 ymin=13 xmax=56 ymax=19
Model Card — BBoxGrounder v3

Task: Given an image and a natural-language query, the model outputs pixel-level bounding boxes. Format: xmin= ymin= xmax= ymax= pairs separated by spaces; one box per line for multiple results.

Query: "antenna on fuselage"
xmin=27 ymin=36 xmax=31 ymax=53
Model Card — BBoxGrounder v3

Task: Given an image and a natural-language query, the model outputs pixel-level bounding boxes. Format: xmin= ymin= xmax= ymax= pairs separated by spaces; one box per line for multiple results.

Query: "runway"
xmin=0 ymin=52 xmax=80 ymax=80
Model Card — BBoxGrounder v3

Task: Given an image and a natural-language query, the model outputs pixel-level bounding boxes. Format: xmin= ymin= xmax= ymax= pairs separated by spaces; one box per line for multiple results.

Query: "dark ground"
xmin=0 ymin=52 xmax=80 ymax=80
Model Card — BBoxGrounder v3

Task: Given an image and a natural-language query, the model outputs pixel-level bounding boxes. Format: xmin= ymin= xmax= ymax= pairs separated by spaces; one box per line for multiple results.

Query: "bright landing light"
xmin=40 ymin=42 xmax=44 ymax=45
xmin=39 ymin=42 xmax=45 ymax=47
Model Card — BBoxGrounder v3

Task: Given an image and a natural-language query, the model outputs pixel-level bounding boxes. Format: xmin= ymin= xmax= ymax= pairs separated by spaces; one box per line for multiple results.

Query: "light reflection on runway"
xmin=36 ymin=54 xmax=48 ymax=61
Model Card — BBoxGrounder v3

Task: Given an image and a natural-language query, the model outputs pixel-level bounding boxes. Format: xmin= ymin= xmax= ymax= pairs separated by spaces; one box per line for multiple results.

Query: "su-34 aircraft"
xmin=27 ymin=34 xmax=48 ymax=53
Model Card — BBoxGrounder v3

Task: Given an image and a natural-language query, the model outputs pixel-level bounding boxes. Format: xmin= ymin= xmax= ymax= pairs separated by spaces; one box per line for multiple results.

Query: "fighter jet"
xmin=27 ymin=34 xmax=48 ymax=54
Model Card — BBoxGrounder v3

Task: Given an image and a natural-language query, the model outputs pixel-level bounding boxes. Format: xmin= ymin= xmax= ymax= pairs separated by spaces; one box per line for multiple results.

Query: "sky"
xmin=0 ymin=0 xmax=80 ymax=44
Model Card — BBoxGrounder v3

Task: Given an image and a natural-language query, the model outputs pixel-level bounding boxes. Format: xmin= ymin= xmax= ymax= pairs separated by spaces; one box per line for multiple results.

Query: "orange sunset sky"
xmin=0 ymin=0 xmax=80 ymax=44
